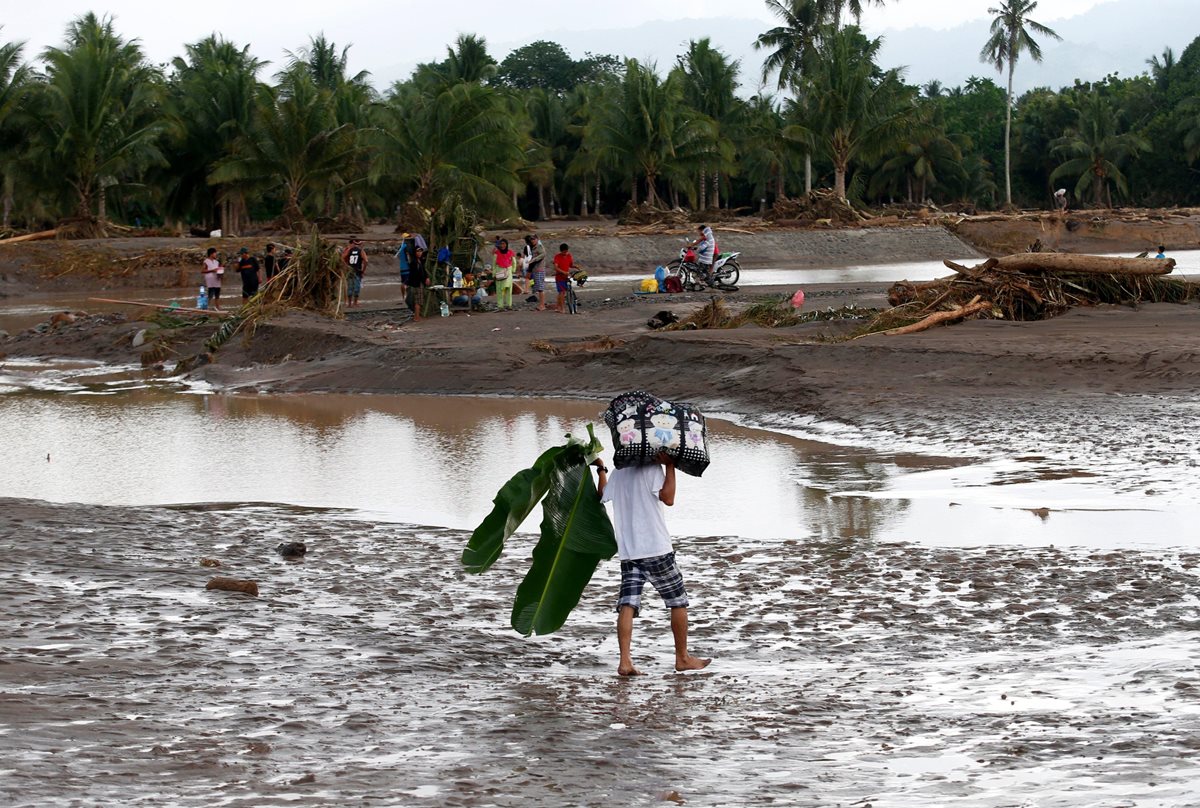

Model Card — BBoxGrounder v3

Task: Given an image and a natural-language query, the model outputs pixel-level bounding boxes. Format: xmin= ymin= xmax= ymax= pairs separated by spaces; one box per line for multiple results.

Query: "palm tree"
xmin=756 ymin=1 xmax=885 ymax=195
xmin=210 ymin=74 xmax=359 ymax=229
xmin=590 ymin=60 xmax=713 ymax=208
xmin=756 ymin=0 xmax=887 ymax=87
xmin=162 ymin=35 xmax=264 ymax=232
xmin=0 ymin=31 xmax=32 ymax=229
xmin=676 ymin=39 xmax=740 ymax=209
xmin=1146 ymin=47 xmax=1175 ymax=95
xmin=369 ymin=81 xmax=522 ymax=227
xmin=737 ymin=94 xmax=802 ymax=206
xmin=33 ymin=13 xmax=167 ymax=232
xmin=522 ymin=89 xmax=573 ymax=219
xmin=1049 ymin=91 xmax=1150 ymax=208
xmin=797 ymin=27 xmax=919 ymax=201
xmin=1179 ymin=96 xmax=1200 ymax=165
xmin=979 ymin=0 xmax=1061 ymax=207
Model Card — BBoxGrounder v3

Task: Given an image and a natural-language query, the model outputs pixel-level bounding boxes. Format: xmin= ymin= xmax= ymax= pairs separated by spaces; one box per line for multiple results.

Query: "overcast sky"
xmin=0 ymin=0 xmax=1132 ymax=89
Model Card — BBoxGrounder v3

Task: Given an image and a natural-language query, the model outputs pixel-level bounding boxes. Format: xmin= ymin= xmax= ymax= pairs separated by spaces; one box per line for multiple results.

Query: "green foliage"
xmin=463 ymin=424 xmax=617 ymax=636
xmin=31 ymin=13 xmax=167 ymax=226
xmin=1050 ymin=91 xmax=1151 ymax=207
xmin=371 ymin=80 xmax=522 ymax=225
xmin=979 ymin=0 xmax=1061 ymax=206
xmin=209 ymin=74 xmax=359 ymax=228
xmin=495 ymin=41 xmax=613 ymax=93
xmin=802 ymin=27 xmax=919 ymax=200
xmin=159 ymin=35 xmax=264 ymax=227
xmin=5 ymin=13 xmax=1200 ymax=228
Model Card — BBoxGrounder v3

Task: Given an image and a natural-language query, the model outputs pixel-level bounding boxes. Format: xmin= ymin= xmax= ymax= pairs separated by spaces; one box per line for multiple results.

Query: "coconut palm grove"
xmin=1 ymin=2 xmax=1199 ymax=237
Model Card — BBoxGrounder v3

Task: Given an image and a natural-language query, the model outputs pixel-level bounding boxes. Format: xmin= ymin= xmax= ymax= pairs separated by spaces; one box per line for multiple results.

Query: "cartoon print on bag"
xmin=649 ymin=413 xmax=680 ymax=449
xmin=686 ymin=422 xmax=705 ymax=453
xmin=617 ymin=419 xmax=638 ymax=445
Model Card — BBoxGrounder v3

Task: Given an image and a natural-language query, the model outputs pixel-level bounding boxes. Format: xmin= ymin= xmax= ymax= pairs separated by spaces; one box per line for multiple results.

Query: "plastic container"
xmin=196 ymin=287 xmax=208 ymax=310
xmin=439 ymin=300 xmax=450 ymax=317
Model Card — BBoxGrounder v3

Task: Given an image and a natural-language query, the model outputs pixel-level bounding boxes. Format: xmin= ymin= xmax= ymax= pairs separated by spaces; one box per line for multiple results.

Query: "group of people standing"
xmin=200 ymin=242 xmax=290 ymax=311
xmin=491 ymin=233 xmax=577 ymax=313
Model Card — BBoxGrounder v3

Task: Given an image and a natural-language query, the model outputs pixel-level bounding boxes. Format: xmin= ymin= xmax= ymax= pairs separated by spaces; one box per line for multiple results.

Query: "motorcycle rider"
xmin=688 ymin=224 xmax=717 ymax=286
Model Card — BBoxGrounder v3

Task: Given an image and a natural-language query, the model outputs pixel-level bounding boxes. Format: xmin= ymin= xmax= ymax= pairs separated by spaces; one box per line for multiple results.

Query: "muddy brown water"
xmin=3 ymin=362 xmax=1200 ymax=806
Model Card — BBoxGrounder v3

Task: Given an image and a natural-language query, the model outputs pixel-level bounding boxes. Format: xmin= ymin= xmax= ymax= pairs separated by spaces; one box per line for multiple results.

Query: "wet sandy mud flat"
xmin=3 ymin=499 xmax=1200 ymax=807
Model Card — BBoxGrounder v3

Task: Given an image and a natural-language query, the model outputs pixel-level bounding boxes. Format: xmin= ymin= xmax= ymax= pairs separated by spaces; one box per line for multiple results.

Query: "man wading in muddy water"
xmin=594 ymin=454 xmax=711 ymax=676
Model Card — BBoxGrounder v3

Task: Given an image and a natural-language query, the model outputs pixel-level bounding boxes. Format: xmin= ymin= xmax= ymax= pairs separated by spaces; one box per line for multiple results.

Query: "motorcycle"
xmin=665 ymin=242 xmax=741 ymax=291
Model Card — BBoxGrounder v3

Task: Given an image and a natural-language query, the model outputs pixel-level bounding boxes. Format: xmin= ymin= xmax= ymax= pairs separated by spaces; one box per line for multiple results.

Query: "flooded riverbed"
xmin=3 ymin=498 xmax=1200 ymax=807
xmin=3 ymin=360 xmax=1200 ymax=806
xmin=1 ymin=358 xmax=1197 ymax=547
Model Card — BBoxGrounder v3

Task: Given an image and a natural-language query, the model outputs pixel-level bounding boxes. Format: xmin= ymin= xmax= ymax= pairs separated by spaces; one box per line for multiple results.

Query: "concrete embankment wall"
xmin=550 ymin=226 xmax=982 ymax=270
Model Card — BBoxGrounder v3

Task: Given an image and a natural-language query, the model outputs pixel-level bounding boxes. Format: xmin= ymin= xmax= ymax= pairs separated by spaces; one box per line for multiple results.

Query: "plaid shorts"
xmin=616 ymin=552 xmax=689 ymax=616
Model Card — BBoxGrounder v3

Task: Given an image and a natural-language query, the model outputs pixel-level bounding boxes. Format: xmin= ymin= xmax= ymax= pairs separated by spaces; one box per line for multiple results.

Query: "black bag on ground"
xmin=603 ymin=391 xmax=710 ymax=477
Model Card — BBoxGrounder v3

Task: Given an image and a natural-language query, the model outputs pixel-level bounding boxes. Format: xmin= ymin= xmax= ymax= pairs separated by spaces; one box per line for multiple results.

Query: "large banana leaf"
xmin=463 ymin=424 xmax=618 ymax=636
xmin=461 ymin=444 xmax=566 ymax=574
xmin=511 ymin=446 xmax=617 ymax=636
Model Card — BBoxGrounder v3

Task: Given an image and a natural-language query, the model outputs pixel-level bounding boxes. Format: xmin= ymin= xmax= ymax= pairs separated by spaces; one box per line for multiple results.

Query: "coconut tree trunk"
xmin=1004 ymin=59 xmax=1014 ymax=207
xmin=834 ymin=165 xmax=847 ymax=201
xmin=97 ymin=188 xmax=107 ymax=227
xmin=537 ymin=184 xmax=547 ymax=220
xmin=631 ymin=176 xmax=639 ymax=206
xmin=699 ymin=166 xmax=707 ymax=211
xmin=712 ymin=173 xmax=720 ymax=210
xmin=776 ymin=165 xmax=786 ymax=202
xmin=805 ymin=153 xmax=812 ymax=194
xmin=645 ymin=173 xmax=660 ymax=206
xmin=2 ymin=178 xmax=12 ymax=230
xmin=595 ymin=177 xmax=601 ymax=214
xmin=580 ymin=181 xmax=589 ymax=216
xmin=671 ymin=184 xmax=680 ymax=209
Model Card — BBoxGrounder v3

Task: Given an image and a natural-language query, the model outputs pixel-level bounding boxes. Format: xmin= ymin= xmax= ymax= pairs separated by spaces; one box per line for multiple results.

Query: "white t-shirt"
xmin=600 ymin=464 xmax=672 ymax=561
xmin=696 ymin=226 xmax=716 ymax=265
xmin=203 ymin=257 xmax=222 ymax=288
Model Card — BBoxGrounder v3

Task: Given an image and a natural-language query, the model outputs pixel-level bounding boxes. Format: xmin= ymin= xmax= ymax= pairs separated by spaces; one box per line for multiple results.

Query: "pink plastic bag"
xmin=790 ymin=289 xmax=805 ymax=309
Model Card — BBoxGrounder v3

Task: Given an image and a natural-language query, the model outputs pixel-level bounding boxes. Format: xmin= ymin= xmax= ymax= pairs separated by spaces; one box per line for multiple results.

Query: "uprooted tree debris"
xmin=766 ymin=190 xmax=868 ymax=227
xmin=881 ymin=253 xmax=1192 ymax=333
xmin=648 ymin=253 xmax=1194 ymax=341
xmin=162 ymin=230 xmax=346 ymax=374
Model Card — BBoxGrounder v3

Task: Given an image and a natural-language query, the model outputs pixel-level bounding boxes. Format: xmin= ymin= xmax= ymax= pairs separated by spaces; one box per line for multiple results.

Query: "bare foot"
xmin=674 ymin=655 xmax=711 ymax=672
xmin=617 ymin=663 xmax=644 ymax=677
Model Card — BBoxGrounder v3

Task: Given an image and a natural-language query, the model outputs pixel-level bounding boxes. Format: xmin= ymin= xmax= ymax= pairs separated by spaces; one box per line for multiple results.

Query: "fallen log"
xmin=992 ymin=254 xmax=1175 ymax=275
xmin=0 ymin=228 xmax=58 ymax=245
xmin=88 ymin=297 xmax=234 ymax=316
xmin=882 ymin=301 xmax=991 ymax=336
xmin=206 ymin=577 xmax=259 ymax=597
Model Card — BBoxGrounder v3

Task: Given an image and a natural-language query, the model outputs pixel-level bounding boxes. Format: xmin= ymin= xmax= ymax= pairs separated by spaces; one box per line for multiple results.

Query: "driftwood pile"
xmin=766 ymin=190 xmax=867 ymax=227
xmin=878 ymin=253 xmax=1191 ymax=335
xmin=617 ymin=202 xmax=694 ymax=228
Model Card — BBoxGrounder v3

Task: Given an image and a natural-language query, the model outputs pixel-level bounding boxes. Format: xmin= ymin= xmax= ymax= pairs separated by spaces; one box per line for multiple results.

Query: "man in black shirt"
xmin=236 ymin=247 xmax=261 ymax=299
xmin=406 ymin=246 xmax=430 ymax=321
xmin=263 ymin=243 xmax=277 ymax=281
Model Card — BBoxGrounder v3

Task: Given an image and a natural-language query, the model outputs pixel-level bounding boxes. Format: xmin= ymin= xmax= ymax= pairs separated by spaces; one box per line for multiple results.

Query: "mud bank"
xmin=6 ymin=287 xmax=1200 ymax=481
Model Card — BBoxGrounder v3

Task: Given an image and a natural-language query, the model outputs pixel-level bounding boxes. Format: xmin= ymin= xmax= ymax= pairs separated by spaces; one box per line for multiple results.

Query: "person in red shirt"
xmin=553 ymin=243 xmax=575 ymax=313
